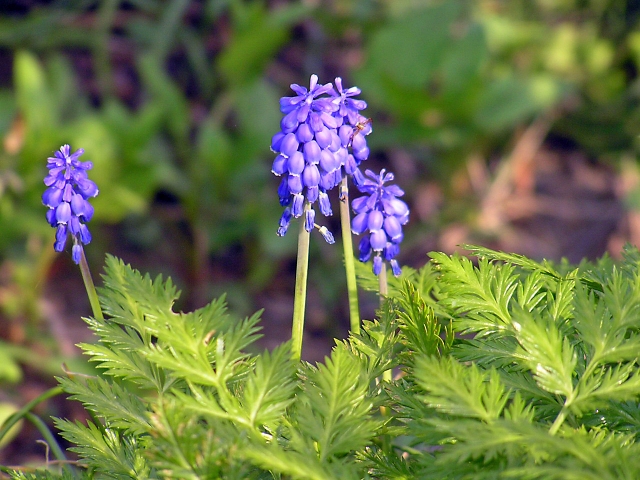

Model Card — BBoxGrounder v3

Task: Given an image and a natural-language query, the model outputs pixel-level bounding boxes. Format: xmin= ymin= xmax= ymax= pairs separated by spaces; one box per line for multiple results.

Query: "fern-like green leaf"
xmin=294 ymin=344 xmax=380 ymax=462
xmin=572 ymin=363 xmax=640 ymax=415
xmin=511 ymin=307 xmax=577 ymax=397
xmin=57 ymin=376 xmax=151 ymax=436
xmin=346 ymin=301 xmax=401 ymax=378
xmin=572 ymin=281 xmax=640 ymax=364
xmin=240 ymin=342 xmax=297 ymax=428
xmin=10 ymin=470 xmax=86 ymax=480
xmin=430 ymin=251 xmax=518 ymax=336
xmin=589 ymin=400 xmax=640 ymax=437
xmin=146 ymin=396 xmax=255 ymax=479
xmin=395 ymin=280 xmax=452 ymax=360
xmin=515 ymin=269 xmax=547 ymax=312
xmin=78 ymin=317 xmax=163 ymax=390
xmin=242 ymin=442 xmax=347 ymax=480
xmin=144 ymin=310 xmax=261 ymax=388
xmin=359 ymin=444 xmax=418 ymax=480
xmin=462 ymin=244 xmax=562 ymax=279
xmin=355 ymin=259 xmax=438 ymax=299
xmin=99 ymin=255 xmax=180 ymax=331
xmin=601 ymin=267 xmax=640 ymax=331
xmin=77 ymin=256 xmax=203 ymax=392
xmin=414 ymin=355 xmax=511 ymax=422
xmin=54 ymin=418 xmax=150 ymax=478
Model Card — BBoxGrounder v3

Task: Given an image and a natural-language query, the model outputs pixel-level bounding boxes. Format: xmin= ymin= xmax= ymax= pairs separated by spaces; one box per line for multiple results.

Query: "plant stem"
xmin=339 ymin=177 xmax=360 ymax=334
xmin=291 ymin=203 xmax=311 ymax=361
xmin=549 ymin=407 xmax=567 ymax=435
xmin=379 ymin=261 xmax=388 ymax=301
xmin=0 ymin=386 xmax=64 ymax=444
xmin=379 ymin=262 xmax=392 ymax=382
xmin=79 ymin=248 xmax=104 ymax=321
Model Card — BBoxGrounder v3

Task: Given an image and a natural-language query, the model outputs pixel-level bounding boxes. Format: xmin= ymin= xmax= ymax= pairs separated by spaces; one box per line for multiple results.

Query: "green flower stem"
xmin=79 ymin=248 xmax=104 ymax=321
xmin=339 ymin=177 xmax=361 ymax=334
xmin=0 ymin=385 xmax=64 ymax=444
xmin=379 ymin=261 xmax=388 ymax=300
xmin=291 ymin=203 xmax=311 ymax=361
xmin=379 ymin=262 xmax=392 ymax=382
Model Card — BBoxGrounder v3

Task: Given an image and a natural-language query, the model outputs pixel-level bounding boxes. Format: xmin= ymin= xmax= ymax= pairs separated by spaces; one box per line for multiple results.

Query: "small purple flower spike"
xmin=351 ymin=168 xmax=409 ymax=277
xmin=42 ymin=145 xmax=98 ymax=264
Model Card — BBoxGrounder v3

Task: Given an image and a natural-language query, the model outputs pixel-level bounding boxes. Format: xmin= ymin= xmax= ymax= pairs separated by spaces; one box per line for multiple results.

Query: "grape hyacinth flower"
xmin=351 ymin=169 xmax=409 ymax=277
xmin=272 ymin=75 xmax=370 ymax=243
xmin=272 ymin=74 xmax=340 ymax=243
xmin=42 ymin=145 xmax=98 ymax=264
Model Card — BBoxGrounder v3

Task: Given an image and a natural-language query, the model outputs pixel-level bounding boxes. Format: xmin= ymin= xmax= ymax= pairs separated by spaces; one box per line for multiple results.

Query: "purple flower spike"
xmin=272 ymin=74 xmax=373 ymax=244
xmin=351 ymin=168 xmax=409 ymax=277
xmin=272 ymin=75 xmax=341 ymax=242
xmin=43 ymin=145 xmax=98 ymax=264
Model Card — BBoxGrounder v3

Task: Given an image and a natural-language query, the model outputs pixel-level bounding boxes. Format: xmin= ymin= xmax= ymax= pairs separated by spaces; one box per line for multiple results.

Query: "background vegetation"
xmin=1 ymin=0 xmax=640 ymax=467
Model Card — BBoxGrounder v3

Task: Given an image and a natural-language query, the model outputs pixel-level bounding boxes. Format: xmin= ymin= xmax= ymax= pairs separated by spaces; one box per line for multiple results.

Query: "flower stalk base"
xmin=339 ymin=177 xmax=360 ymax=334
xmin=79 ymin=248 xmax=103 ymax=321
xmin=291 ymin=202 xmax=311 ymax=360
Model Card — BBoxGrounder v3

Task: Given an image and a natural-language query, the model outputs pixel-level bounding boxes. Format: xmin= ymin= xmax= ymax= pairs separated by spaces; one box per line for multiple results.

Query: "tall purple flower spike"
xmin=351 ymin=169 xmax=409 ymax=276
xmin=42 ymin=145 xmax=98 ymax=264
xmin=272 ymin=75 xmax=370 ymax=243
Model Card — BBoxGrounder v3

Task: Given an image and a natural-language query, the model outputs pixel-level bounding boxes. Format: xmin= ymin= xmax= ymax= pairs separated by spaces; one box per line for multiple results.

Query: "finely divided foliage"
xmin=386 ymin=244 xmax=640 ymax=479
xmin=13 ymin=245 xmax=640 ymax=478
xmin=19 ymin=256 xmax=384 ymax=479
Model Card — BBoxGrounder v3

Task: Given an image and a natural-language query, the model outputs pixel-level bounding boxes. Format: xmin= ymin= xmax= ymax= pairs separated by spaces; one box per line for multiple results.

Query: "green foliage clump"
xmin=12 ymin=245 xmax=640 ymax=478
xmin=12 ymin=255 xmax=389 ymax=479
xmin=371 ymin=244 xmax=640 ymax=479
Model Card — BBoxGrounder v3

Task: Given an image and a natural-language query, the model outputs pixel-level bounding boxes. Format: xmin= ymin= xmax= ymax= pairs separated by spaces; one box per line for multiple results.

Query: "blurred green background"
xmin=2 ymin=0 xmax=640 ymax=465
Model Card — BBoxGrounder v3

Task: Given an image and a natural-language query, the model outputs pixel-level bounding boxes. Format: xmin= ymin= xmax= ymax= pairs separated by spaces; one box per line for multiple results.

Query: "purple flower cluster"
xmin=272 ymin=74 xmax=410 ymax=276
xmin=42 ymin=145 xmax=98 ymax=264
xmin=351 ymin=169 xmax=409 ymax=277
xmin=271 ymin=75 xmax=370 ymax=242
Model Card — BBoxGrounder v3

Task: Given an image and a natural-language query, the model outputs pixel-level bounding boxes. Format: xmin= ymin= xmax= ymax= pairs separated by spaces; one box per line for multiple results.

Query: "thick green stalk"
xmin=79 ymin=248 xmax=104 ymax=321
xmin=379 ymin=261 xmax=388 ymax=300
xmin=379 ymin=262 xmax=392 ymax=382
xmin=291 ymin=203 xmax=311 ymax=361
xmin=339 ymin=177 xmax=360 ymax=334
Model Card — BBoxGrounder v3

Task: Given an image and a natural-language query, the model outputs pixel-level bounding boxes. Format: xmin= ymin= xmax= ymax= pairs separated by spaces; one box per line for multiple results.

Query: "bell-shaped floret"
xmin=287 ymin=151 xmax=305 ymax=176
xmin=383 ymin=215 xmax=403 ymax=242
xmin=305 ymin=208 xmax=315 ymax=232
xmin=358 ymin=236 xmax=372 ymax=262
xmin=277 ymin=208 xmax=292 ymax=236
xmin=318 ymin=190 xmax=332 ymax=216
xmin=373 ymin=255 xmax=383 ymax=276
xmin=351 ymin=212 xmax=368 ymax=235
xmin=292 ymin=193 xmax=304 ymax=217
xmin=370 ymin=229 xmax=387 ymax=251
